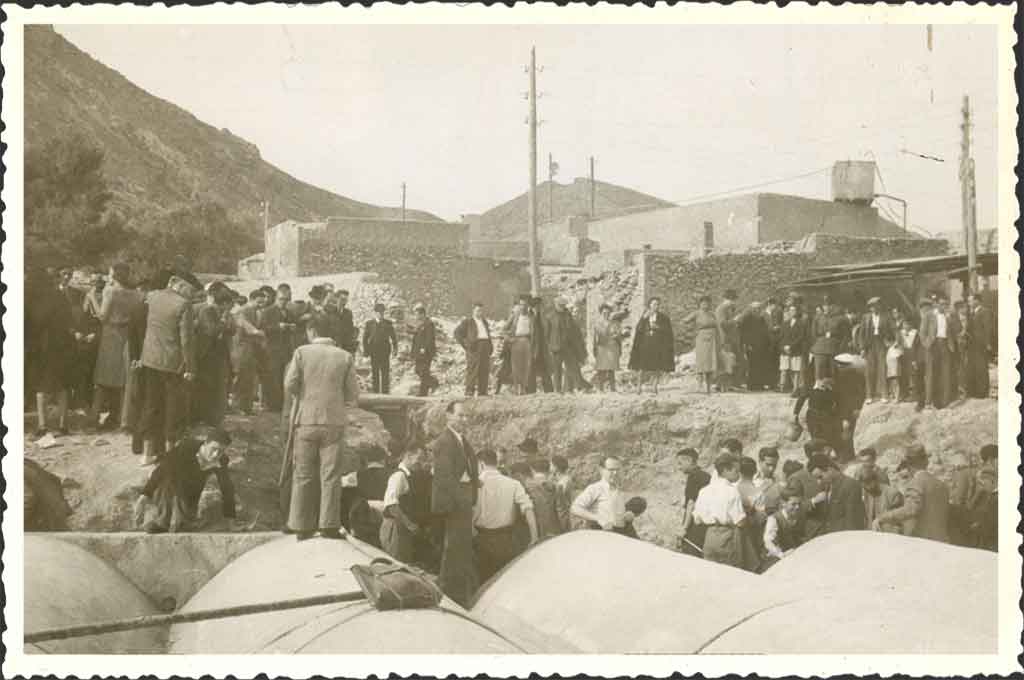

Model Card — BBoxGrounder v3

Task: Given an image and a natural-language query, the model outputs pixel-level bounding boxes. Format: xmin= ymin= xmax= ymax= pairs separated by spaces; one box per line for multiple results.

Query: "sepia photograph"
xmin=3 ymin=3 xmax=1020 ymax=678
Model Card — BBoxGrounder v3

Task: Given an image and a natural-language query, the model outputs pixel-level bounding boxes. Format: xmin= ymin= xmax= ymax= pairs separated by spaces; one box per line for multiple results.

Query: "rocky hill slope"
xmin=25 ymin=26 xmax=438 ymax=232
xmin=479 ymin=178 xmax=673 ymax=240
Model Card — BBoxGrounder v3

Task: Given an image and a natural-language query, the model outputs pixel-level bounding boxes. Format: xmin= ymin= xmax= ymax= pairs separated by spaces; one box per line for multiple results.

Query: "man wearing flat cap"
xmin=408 ymin=303 xmax=437 ymax=396
xmin=138 ymin=271 xmax=201 ymax=465
xmin=363 ymin=302 xmax=397 ymax=394
xmin=873 ymin=444 xmax=950 ymax=543
xmin=860 ymin=296 xmax=894 ymax=404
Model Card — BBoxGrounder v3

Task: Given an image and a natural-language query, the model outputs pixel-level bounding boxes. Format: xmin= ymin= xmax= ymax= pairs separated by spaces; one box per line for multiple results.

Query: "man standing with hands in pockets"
xmin=571 ymin=456 xmax=632 ymax=532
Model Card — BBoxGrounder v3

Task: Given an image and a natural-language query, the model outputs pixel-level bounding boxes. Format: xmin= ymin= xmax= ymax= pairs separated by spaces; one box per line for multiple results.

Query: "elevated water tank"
xmin=169 ymin=536 xmax=522 ymax=654
xmin=25 ymin=535 xmax=164 ymax=654
xmin=832 ymin=160 xmax=876 ymax=203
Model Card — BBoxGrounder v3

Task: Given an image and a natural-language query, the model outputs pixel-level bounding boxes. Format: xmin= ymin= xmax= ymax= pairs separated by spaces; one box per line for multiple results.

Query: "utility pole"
xmin=548 ymin=153 xmax=555 ymax=223
xmin=960 ymin=95 xmax=979 ymax=293
xmin=589 ymin=156 xmax=596 ymax=217
xmin=401 ymin=182 xmax=407 ymax=223
xmin=526 ymin=46 xmax=541 ymax=295
xmin=262 ymin=200 xmax=270 ymax=230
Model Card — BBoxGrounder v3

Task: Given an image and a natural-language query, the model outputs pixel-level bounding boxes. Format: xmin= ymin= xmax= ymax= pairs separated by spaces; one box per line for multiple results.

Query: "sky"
xmin=55 ymin=23 xmax=1000 ymax=232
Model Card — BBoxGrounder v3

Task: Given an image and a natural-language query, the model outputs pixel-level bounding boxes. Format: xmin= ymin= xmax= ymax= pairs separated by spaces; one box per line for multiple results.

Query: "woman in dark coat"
xmin=628 ymin=297 xmax=675 ymax=394
xmin=26 ymin=270 xmax=75 ymax=437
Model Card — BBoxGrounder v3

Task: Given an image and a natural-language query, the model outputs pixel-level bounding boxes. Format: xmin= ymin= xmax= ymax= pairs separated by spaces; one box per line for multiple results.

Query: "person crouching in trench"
xmin=134 ymin=427 xmax=235 ymax=533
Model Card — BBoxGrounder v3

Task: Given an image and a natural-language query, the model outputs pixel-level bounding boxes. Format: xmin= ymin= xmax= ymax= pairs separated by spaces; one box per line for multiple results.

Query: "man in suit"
xmin=545 ymin=296 xmax=587 ymax=393
xmin=259 ymin=283 xmax=298 ymax=412
xmin=330 ymin=289 xmax=359 ymax=355
xmin=284 ymin=316 xmax=360 ymax=540
xmin=529 ymin=296 xmax=554 ymax=393
xmin=231 ymin=289 xmax=268 ymax=415
xmin=362 ymin=303 xmax=397 ymax=394
xmin=191 ymin=284 xmax=234 ymax=427
xmin=861 ymin=297 xmax=894 ymax=403
xmin=454 ymin=302 xmax=494 ymax=397
xmin=919 ymin=296 xmax=953 ymax=409
xmin=139 ymin=273 xmax=200 ymax=465
xmin=810 ymin=296 xmax=849 ymax=382
xmin=409 ymin=303 xmax=438 ymax=396
xmin=430 ymin=400 xmax=480 ymax=606
xmin=874 ymin=444 xmax=950 ymax=543
xmin=807 ymin=453 xmax=866 ymax=533
xmin=967 ymin=292 xmax=994 ymax=398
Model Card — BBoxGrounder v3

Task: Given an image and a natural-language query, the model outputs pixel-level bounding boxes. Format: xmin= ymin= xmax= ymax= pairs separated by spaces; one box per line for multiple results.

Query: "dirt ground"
xmin=26 ymin=376 xmax=998 ymax=549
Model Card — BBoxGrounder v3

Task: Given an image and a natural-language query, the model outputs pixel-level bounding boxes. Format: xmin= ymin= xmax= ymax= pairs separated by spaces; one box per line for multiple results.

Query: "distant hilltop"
xmin=477 ymin=177 xmax=674 ymax=240
xmin=24 ymin=25 xmax=438 ymax=235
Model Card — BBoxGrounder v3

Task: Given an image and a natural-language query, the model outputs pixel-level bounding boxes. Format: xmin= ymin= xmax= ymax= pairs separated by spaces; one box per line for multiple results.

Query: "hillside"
xmin=24 ymin=26 xmax=438 ymax=232
xmin=479 ymin=177 xmax=674 ymax=240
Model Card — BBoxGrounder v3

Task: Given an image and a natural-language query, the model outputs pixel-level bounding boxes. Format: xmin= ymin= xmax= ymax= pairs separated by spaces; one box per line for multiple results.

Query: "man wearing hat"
xmin=860 ymin=296 xmax=894 ymax=404
xmin=918 ymin=295 xmax=953 ymax=409
xmin=408 ymin=303 xmax=438 ymax=396
xmin=810 ymin=295 xmax=849 ymax=382
xmin=362 ymin=302 xmax=398 ymax=394
xmin=873 ymin=444 xmax=950 ymax=543
xmin=138 ymin=272 xmax=201 ymax=465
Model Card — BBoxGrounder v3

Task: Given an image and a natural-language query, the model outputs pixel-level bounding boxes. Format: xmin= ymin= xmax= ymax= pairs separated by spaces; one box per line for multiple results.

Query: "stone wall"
xmin=633 ymin=234 xmax=949 ymax=352
xmin=467 ymin=240 xmax=531 ymax=261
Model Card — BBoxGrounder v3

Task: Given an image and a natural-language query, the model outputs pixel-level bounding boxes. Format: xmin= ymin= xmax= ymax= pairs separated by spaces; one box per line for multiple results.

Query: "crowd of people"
xmin=25 ymin=262 xmax=1000 ymax=600
xmin=679 ymin=438 xmax=999 ymax=574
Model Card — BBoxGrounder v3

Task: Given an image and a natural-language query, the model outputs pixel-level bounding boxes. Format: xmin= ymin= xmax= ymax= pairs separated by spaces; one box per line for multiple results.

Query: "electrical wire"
xmin=668 ymin=166 xmax=831 ymax=205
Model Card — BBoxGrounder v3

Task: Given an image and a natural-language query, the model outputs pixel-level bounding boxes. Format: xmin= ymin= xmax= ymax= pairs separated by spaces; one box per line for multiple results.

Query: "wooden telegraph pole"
xmin=589 ymin=156 xmax=596 ymax=217
xmin=401 ymin=182 xmax=407 ymax=223
xmin=527 ymin=47 xmax=541 ymax=296
xmin=960 ymin=95 xmax=979 ymax=293
xmin=548 ymin=153 xmax=555 ymax=223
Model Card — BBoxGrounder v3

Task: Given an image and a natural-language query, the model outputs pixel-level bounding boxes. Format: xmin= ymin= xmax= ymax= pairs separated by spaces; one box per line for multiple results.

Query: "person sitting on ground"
xmin=693 ymin=453 xmax=756 ymax=571
xmin=807 ymin=452 xmax=866 ymax=534
xmin=873 ymin=444 xmax=950 ymax=543
xmin=761 ymin=484 xmax=804 ymax=569
xmin=135 ymin=427 xmax=236 ymax=534
xmin=859 ymin=467 xmax=904 ymax=534
xmin=474 ymin=449 xmax=538 ymax=583
xmin=571 ymin=456 xmax=631 ymax=532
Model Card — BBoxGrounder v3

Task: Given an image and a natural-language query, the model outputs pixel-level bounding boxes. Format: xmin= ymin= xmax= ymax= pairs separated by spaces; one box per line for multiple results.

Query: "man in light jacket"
xmin=284 ymin=316 xmax=360 ymax=540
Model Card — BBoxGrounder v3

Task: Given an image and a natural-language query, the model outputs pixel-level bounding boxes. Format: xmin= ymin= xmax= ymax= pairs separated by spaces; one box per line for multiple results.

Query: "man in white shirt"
xmin=380 ymin=448 xmax=426 ymax=563
xmin=693 ymin=453 xmax=750 ymax=569
xmin=571 ymin=456 xmax=630 ymax=531
xmin=473 ymin=449 xmax=537 ymax=582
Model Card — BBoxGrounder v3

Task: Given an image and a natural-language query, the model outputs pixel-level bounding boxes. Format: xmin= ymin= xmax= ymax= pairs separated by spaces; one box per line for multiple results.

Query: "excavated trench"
xmin=24 ymin=390 xmax=1000 ymax=654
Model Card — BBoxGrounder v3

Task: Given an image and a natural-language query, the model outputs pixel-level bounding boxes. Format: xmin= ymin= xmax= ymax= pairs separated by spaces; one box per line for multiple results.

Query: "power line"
xmin=669 ymin=166 xmax=831 ymax=205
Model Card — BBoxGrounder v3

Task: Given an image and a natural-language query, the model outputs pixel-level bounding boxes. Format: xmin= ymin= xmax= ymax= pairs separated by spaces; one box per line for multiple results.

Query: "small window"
xmin=704 ymin=221 xmax=714 ymax=249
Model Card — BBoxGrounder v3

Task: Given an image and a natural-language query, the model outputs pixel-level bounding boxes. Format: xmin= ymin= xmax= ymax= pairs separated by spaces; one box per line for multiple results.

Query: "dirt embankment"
xmin=417 ymin=388 xmax=998 ymax=547
xmin=28 ymin=386 xmax=997 ymax=547
xmin=26 ymin=409 xmax=389 ymax=533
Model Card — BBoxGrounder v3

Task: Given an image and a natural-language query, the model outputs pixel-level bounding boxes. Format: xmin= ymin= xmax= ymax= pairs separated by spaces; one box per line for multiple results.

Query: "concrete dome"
xmin=25 ymin=535 xmax=163 ymax=654
xmin=169 ymin=536 xmax=522 ymax=654
xmin=470 ymin=530 xmax=770 ymax=653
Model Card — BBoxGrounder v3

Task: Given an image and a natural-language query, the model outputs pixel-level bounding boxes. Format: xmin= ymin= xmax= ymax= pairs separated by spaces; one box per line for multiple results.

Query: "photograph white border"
xmin=2 ymin=3 xmax=1020 ymax=677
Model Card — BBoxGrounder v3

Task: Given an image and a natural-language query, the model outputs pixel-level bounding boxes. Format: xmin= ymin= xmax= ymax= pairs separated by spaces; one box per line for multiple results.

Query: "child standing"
xmin=886 ymin=337 xmax=903 ymax=401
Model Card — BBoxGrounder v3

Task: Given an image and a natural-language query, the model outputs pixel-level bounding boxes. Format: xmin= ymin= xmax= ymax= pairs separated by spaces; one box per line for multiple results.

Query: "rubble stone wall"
xmin=637 ymin=234 xmax=949 ymax=352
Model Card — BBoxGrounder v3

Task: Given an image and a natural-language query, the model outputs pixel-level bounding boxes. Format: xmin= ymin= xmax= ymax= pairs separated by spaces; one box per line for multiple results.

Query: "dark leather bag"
xmin=350 ymin=558 xmax=443 ymax=611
